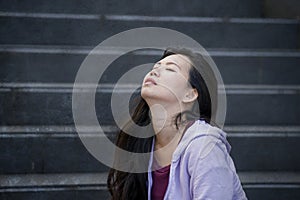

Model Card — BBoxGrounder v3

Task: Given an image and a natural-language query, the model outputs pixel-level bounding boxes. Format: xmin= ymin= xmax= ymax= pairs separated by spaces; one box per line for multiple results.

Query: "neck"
xmin=149 ymin=103 xmax=185 ymax=148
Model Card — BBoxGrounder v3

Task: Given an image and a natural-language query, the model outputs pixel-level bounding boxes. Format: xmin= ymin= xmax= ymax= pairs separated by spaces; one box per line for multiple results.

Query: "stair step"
xmin=0 ymin=83 xmax=299 ymax=126
xmin=0 ymin=0 xmax=262 ymax=17
xmin=0 ymin=12 xmax=299 ymax=48
xmin=1 ymin=45 xmax=300 ymax=85
xmin=0 ymin=173 xmax=107 ymax=189
xmin=1 ymin=172 xmax=300 ymax=200
xmin=264 ymin=0 xmax=300 ymax=19
xmin=0 ymin=125 xmax=299 ymax=173
xmin=0 ymin=173 xmax=109 ymax=200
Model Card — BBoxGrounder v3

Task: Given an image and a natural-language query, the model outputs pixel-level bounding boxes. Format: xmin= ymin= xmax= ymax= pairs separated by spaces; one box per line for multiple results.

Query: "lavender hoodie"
xmin=147 ymin=119 xmax=248 ymax=200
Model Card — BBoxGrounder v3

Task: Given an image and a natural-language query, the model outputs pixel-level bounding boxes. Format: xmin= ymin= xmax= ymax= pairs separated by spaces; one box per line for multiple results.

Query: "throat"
xmin=153 ymin=130 xmax=183 ymax=168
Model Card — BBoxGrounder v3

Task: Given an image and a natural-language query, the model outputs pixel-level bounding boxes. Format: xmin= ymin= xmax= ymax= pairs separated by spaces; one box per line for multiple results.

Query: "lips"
xmin=144 ymin=78 xmax=157 ymax=85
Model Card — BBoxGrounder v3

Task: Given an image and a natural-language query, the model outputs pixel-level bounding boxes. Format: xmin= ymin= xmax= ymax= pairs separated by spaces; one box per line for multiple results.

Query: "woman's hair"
xmin=107 ymin=47 xmax=215 ymax=200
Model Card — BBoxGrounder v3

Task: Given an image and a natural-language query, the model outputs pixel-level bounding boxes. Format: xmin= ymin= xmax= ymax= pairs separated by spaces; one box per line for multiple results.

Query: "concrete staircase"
xmin=0 ymin=0 xmax=300 ymax=199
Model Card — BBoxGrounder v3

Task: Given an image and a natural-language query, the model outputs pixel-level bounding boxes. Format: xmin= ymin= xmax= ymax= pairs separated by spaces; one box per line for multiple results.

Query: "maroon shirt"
xmin=151 ymin=164 xmax=171 ymax=200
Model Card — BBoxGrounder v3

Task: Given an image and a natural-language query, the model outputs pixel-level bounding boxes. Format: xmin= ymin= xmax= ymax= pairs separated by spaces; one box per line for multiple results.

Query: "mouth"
xmin=144 ymin=78 xmax=157 ymax=85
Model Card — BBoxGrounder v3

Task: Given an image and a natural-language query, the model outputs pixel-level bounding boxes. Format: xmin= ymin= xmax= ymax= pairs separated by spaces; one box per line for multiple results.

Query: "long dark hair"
xmin=107 ymin=47 xmax=215 ymax=200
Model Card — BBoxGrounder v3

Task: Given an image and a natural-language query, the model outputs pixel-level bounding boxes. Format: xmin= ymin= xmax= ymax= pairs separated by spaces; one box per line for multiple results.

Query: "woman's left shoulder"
xmin=183 ymin=124 xmax=233 ymax=168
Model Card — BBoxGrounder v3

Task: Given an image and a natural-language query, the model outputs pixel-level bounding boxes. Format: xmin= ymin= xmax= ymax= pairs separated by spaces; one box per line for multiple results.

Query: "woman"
xmin=107 ymin=47 xmax=247 ymax=200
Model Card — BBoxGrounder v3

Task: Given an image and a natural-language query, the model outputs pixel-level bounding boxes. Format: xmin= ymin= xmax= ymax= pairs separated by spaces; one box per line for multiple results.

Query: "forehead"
xmin=159 ymin=54 xmax=192 ymax=70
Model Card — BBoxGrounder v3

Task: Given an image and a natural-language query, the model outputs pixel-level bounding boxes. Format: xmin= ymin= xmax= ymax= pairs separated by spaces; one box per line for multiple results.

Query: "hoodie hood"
xmin=171 ymin=119 xmax=231 ymax=162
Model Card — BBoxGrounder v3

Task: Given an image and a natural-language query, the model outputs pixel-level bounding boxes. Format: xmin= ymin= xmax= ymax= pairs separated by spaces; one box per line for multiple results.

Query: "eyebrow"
xmin=156 ymin=61 xmax=181 ymax=70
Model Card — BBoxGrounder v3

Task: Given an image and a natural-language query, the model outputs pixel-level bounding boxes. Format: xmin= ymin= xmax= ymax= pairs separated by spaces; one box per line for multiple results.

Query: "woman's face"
xmin=141 ymin=54 xmax=194 ymax=107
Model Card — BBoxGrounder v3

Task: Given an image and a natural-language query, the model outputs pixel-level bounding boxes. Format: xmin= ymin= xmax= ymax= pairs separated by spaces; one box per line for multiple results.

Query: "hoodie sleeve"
xmin=191 ymin=166 xmax=234 ymax=199
xmin=187 ymin=137 xmax=236 ymax=200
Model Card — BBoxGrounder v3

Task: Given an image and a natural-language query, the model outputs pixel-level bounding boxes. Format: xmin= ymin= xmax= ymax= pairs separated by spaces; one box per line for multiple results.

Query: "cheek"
xmin=160 ymin=79 xmax=188 ymax=98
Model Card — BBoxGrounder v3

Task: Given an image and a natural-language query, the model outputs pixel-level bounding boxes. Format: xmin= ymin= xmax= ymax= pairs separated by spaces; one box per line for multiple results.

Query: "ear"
xmin=182 ymin=88 xmax=198 ymax=103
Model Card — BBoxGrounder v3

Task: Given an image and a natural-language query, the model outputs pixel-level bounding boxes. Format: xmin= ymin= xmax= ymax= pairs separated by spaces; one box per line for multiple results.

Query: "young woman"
xmin=107 ymin=48 xmax=247 ymax=200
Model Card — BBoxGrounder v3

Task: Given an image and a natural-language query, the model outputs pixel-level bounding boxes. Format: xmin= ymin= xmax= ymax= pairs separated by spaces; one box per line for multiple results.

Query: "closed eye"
xmin=166 ymin=68 xmax=175 ymax=72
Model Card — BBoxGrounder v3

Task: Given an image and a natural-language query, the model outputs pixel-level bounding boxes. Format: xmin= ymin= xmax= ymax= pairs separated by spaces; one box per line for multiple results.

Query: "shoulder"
xmin=181 ymin=127 xmax=233 ymax=174
xmin=185 ymin=124 xmax=228 ymax=159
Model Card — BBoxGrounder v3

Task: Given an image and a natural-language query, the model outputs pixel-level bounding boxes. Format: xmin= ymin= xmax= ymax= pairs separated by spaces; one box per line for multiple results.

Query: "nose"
xmin=150 ymin=67 xmax=159 ymax=77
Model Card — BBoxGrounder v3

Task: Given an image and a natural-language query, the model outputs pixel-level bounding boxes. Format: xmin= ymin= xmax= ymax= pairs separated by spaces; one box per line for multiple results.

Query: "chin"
xmin=141 ymin=88 xmax=153 ymax=100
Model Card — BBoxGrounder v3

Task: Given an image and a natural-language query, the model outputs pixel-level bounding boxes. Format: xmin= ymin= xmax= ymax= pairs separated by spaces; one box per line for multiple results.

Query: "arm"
xmin=191 ymin=166 xmax=234 ymax=200
xmin=188 ymin=138 xmax=234 ymax=200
